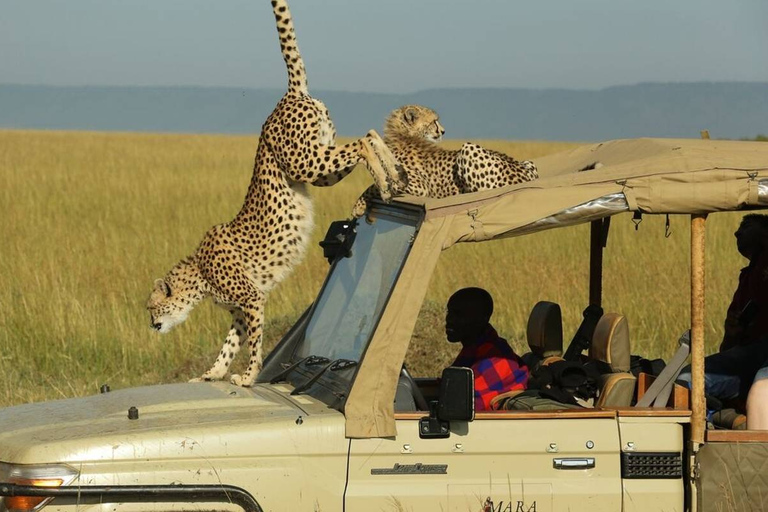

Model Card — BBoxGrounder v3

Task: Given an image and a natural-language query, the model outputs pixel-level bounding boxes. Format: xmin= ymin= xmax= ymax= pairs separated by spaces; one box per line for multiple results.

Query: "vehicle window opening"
xmin=402 ymin=212 xmax=762 ymax=420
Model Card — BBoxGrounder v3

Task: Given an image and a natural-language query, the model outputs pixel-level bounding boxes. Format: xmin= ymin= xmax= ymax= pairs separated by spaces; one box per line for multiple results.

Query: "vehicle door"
xmin=346 ymin=410 xmax=622 ymax=511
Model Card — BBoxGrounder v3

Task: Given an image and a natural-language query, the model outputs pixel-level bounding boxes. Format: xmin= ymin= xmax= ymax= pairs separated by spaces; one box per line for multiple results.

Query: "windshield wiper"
xmin=330 ymin=359 xmax=358 ymax=372
xmin=290 ymin=358 xmax=359 ymax=396
xmin=269 ymin=355 xmax=329 ymax=384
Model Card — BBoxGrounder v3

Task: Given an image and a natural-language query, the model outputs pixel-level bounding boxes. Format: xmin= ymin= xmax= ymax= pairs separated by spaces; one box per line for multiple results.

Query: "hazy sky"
xmin=2 ymin=0 xmax=767 ymax=93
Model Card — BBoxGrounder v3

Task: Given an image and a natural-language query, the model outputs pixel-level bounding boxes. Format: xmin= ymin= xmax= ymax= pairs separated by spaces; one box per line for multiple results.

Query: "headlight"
xmin=0 ymin=462 xmax=78 ymax=512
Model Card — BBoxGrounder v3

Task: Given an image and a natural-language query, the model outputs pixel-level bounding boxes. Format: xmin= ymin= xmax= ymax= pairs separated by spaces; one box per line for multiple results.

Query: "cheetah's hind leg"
xmin=190 ymin=309 xmax=247 ymax=382
xmin=456 ymin=142 xmax=539 ymax=193
xmin=229 ymin=296 xmax=266 ymax=387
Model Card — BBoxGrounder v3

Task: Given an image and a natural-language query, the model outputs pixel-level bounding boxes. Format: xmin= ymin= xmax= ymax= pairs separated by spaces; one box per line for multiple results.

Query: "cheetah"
xmin=147 ymin=0 xmax=402 ymax=387
xmin=351 ymin=105 xmax=538 ymax=217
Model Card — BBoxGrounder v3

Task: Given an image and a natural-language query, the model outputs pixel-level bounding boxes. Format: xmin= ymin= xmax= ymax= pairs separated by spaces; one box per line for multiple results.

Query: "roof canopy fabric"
xmin=401 ymin=138 xmax=768 ymax=247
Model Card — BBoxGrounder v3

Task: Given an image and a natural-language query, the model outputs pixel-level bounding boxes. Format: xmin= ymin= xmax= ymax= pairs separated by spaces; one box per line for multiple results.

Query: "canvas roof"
xmin=345 ymin=137 xmax=768 ymax=438
xmin=404 ymin=137 xmax=768 ymax=248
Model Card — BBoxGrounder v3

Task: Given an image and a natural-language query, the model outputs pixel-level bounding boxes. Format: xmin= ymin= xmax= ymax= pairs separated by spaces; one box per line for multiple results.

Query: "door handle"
xmin=553 ymin=457 xmax=595 ymax=470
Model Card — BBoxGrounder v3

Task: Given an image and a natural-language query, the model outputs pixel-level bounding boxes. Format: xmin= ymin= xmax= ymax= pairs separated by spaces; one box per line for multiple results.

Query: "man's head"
xmin=735 ymin=214 xmax=768 ymax=260
xmin=445 ymin=287 xmax=494 ymax=344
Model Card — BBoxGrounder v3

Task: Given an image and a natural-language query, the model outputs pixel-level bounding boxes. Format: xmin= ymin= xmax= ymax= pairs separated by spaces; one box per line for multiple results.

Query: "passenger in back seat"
xmin=445 ymin=287 xmax=529 ymax=411
xmin=679 ymin=214 xmax=768 ymax=428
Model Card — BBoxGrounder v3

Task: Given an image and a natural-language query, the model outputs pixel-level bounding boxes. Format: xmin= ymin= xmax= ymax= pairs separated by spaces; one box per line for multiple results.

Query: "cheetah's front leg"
xmin=230 ymin=299 xmax=265 ymax=387
xmin=190 ymin=309 xmax=247 ymax=382
xmin=351 ymin=185 xmax=380 ymax=218
xmin=360 ymin=130 xmax=405 ymax=199
xmin=309 ymin=132 xmax=402 ymax=200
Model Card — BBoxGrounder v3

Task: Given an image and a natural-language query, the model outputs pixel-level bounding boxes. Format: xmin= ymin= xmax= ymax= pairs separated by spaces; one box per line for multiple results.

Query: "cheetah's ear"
xmin=403 ymin=107 xmax=418 ymax=125
xmin=154 ymin=278 xmax=171 ymax=298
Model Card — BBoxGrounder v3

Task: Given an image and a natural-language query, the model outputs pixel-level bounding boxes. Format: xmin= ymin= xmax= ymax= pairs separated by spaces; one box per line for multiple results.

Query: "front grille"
xmin=621 ymin=452 xmax=683 ymax=479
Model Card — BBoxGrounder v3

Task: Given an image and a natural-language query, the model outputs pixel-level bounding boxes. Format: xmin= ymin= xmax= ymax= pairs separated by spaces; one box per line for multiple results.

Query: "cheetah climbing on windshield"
xmin=147 ymin=0 xmax=402 ymax=387
xmin=351 ymin=105 xmax=537 ymax=217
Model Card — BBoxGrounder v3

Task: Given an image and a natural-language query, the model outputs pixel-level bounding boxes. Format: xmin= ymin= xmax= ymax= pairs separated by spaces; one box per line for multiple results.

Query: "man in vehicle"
xmin=679 ymin=214 xmax=768 ymax=427
xmin=719 ymin=214 xmax=768 ymax=352
xmin=446 ymin=287 xmax=529 ymax=411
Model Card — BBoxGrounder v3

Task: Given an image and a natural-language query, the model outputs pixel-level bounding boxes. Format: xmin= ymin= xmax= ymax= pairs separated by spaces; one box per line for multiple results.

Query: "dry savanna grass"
xmin=0 ymin=129 xmax=752 ymax=406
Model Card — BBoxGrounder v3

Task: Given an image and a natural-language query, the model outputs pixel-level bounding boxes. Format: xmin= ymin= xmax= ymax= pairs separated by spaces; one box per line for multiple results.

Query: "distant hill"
xmin=1 ymin=82 xmax=766 ymax=141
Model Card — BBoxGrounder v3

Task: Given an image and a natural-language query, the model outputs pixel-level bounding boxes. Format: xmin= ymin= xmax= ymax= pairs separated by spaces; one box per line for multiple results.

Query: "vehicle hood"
xmin=0 ymin=382 xmax=341 ymax=464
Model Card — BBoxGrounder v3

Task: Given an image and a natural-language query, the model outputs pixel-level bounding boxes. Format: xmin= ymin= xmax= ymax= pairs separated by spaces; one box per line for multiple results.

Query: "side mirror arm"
xmin=419 ymin=401 xmax=450 ymax=439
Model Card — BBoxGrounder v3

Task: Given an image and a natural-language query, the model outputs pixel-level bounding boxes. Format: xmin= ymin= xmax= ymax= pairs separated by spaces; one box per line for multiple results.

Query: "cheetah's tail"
xmin=270 ymin=0 xmax=308 ymax=95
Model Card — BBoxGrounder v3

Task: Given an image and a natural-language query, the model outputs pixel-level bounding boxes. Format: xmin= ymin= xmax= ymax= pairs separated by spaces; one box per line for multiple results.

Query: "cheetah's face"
xmin=422 ymin=116 xmax=445 ymax=142
xmin=385 ymin=105 xmax=445 ymax=142
xmin=146 ymin=279 xmax=194 ymax=334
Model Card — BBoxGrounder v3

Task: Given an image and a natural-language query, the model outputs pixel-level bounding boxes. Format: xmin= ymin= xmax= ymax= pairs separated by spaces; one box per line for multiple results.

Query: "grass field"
xmin=0 ymin=129 xmax=752 ymax=407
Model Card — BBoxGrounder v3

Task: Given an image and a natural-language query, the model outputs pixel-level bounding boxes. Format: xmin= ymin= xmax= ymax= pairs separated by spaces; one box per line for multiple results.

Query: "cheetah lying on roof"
xmin=351 ymin=105 xmax=538 ymax=217
xmin=147 ymin=0 xmax=401 ymax=387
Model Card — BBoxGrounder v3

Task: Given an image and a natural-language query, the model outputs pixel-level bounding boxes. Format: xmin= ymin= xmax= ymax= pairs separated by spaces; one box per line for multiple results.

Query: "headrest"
xmin=526 ymin=301 xmax=563 ymax=357
xmin=589 ymin=313 xmax=631 ymax=372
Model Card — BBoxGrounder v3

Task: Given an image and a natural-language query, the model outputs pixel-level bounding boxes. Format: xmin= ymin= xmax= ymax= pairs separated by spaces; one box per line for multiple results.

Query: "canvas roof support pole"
xmin=690 ymin=213 xmax=707 ymax=446
xmin=589 ymin=218 xmax=610 ymax=307
xmin=562 ymin=218 xmax=611 ymax=362
xmin=589 ymin=220 xmax=603 ymax=307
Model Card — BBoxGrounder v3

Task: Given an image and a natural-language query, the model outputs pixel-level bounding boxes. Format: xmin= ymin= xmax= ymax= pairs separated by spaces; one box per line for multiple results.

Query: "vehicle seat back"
xmin=526 ymin=301 xmax=564 ymax=359
xmin=590 ymin=313 xmax=631 ymax=372
xmin=590 ymin=313 xmax=636 ymax=407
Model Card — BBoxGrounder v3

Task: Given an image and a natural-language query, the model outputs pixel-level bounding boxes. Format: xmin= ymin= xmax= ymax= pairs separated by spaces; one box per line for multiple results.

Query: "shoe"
xmin=711 ymin=408 xmax=747 ymax=430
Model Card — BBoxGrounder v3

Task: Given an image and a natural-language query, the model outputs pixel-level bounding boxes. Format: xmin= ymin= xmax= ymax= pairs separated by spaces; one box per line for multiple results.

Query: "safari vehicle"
xmin=2 ymin=138 xmax=768 ymax=512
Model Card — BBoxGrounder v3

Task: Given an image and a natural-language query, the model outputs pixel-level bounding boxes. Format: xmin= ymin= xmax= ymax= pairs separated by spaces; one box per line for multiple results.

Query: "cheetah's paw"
xmin=230 ymin=374 xmax=255 ymax=387
xmin=189 ymin=372 xmax=221 ymax=383
xmin=378 ymin=186 xmax=393 ymax=203
xmin=351 ymin=202 xmax=367 ymax=218
xmin=389 ymin=175 xmax=407 ymax=196
xmin=373 ymin=143 xmax=404 ymax=194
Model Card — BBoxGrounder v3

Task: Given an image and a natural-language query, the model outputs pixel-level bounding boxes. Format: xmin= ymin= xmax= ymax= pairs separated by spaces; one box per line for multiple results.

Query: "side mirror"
xmin=419 ymin=367 xmax=474 ymax=439
xmin=318 ymin=220 xmax=357 ymax=264
xmin=438 ymin=366 xmax=475 ymax=421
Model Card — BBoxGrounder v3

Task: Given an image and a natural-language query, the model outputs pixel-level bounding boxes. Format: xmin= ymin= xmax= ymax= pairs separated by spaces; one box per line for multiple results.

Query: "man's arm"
xmin=721 ymin=312 xmax=744 ymax=352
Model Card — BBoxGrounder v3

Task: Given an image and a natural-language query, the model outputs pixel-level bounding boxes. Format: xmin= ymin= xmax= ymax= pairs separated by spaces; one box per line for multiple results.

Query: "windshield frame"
xmin=257 ymin=202 xmax=424 ymax=410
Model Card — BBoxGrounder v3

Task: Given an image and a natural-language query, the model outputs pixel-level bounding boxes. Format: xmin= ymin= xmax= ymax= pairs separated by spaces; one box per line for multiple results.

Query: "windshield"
xmin=295 ymin=212 xmax=417 ymax=363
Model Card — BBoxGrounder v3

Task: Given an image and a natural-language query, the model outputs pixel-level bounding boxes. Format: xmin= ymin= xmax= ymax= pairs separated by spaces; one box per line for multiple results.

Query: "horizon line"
xmin=2 ymin=80 xmax=767 ymax=95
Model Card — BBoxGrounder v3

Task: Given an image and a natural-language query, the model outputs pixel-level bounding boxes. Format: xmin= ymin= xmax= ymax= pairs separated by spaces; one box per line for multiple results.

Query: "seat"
xmin=523 ymin=301 xmax=564 ymax=370
xmin=589 ymin=313 xmax=636 ymax=407
xmin=394 ymin=366 xmax=429 ymax=412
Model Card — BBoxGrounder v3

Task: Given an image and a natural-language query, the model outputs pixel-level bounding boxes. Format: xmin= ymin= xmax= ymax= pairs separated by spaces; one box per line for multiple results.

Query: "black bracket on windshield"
xmin=319 ymin=219 xmax=357 ymax=264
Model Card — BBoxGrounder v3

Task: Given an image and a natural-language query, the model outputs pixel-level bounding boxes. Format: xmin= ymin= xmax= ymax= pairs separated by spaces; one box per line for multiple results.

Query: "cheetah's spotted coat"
xmin=352 ymin=105 xmax=538 ymax=217
xmin=147 ymin=0 xmax=401 ymax=387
